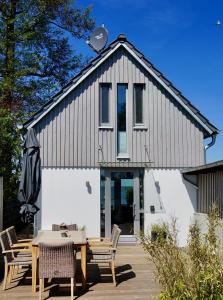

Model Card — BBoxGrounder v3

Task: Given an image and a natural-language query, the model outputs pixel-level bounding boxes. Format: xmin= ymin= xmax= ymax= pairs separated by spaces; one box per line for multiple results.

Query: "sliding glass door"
xmin=111 ymin=171 xmax=134 ymax=235
xmin=101 ymin=169 xmax=143 ymax=240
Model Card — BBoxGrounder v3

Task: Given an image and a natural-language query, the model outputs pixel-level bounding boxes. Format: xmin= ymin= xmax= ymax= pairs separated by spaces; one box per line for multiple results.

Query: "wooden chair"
xmin=39 ymin=241 xmax=76 ymax=300
xmin=87 ymin=224 xmax=118 ymax=245
xmin=6 ymin=226 xmax=32 ymax=248
xmin=6 ymin=226 xmax=32 ymax=259
xmin=52 ymin=224 xmax=77 ymax=231
xmin=87 ymin=225 xmax=121 ymax=286
xmin=0 ymin=231 xmax=32 ymax=290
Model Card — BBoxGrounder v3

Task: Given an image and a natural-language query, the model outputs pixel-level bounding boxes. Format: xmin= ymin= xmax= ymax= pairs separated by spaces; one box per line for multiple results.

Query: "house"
xmin=24 ymin=34 xmax=219 ymax=246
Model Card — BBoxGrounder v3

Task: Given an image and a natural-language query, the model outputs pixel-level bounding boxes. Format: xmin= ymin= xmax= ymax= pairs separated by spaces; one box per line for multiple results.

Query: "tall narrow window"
xmin=100 ymin=83 xmax=110 ymax=125
xmin=117 ymin=84 xmax=128 ymax=154
xmin=134 ymin=84 xmax=144 ymax=125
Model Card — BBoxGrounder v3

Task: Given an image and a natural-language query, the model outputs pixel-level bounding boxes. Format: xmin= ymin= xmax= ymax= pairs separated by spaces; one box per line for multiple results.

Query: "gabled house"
xmin=25 ymin=34 xmax=219 ymax=246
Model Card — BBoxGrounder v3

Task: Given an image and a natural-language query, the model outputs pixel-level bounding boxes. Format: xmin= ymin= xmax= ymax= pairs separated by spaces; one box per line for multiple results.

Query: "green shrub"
xmin=140 ymin=205 xmax=223 ymax=300
xmin=151 ymin=223 xmax=168 ymax=242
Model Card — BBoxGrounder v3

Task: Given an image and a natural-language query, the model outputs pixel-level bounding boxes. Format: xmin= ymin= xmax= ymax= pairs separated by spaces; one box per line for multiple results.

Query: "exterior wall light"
xmin=86 ymin=181 xmax=92 ymax=194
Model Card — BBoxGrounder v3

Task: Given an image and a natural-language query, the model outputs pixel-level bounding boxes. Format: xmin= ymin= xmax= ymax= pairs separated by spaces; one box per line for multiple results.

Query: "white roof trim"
xmin=28 ymin=43 xmax=122 ymax=129
xmin=122 ymin=44 xmax=212 ymax=134
xmin=28 ymin=42 xmax=213 ymax=134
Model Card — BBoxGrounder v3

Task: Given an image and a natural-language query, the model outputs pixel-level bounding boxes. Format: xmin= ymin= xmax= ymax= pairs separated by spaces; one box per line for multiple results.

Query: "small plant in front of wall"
xmin=151 ymin=223 xmax=168 ymax=242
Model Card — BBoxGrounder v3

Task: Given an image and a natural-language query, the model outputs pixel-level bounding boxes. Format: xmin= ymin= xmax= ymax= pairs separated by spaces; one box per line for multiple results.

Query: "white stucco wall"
xmin=144 ymin=169 xmax=197 ymax=247
xmin=41 ymin=168 xmax=100 ymax=237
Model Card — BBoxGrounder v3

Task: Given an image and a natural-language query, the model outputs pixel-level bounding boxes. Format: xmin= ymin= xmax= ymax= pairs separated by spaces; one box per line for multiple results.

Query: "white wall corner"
xmin=144 ymin=169 xmax=197 ymax=247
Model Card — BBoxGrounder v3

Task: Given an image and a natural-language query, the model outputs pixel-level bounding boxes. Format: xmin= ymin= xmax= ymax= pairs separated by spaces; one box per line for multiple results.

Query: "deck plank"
xmin=0 ymin=245 xmax=160 ymax=299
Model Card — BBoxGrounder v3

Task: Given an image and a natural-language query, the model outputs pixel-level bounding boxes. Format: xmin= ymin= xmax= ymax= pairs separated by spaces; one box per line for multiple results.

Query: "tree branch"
xmin=23 ymin=72 xmax=49 ymax=78
xmin=48 ymin=20 xmax=72 ymax=33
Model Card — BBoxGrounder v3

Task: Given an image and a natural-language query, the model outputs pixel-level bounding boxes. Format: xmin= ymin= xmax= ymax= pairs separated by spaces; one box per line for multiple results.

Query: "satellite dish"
xmin=87 ymin=26 xmax=108 ymax=53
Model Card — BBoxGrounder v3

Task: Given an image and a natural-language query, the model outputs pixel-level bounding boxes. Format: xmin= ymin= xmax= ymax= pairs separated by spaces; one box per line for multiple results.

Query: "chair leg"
xmin=74 ymin=276 xmax=76 ymax=293
xmin=13 ymin=265 xmax=17 ymax=275
xmin=2 ymin=264 xmax=8 ymax=290
xmin=13 ymin=265 xmax=18 ymax=276
xmin=111 ymin=260 xmax=116 ymax=286
xmin=71 ymin=278 xmax=74 ymax=300
xmin=39 ymin=278 xmax=43 ymax=300
xmin=15 ymin=266 xmax=20 ymax=274
xmin=7 ymin=266 xmax=13 ymax=285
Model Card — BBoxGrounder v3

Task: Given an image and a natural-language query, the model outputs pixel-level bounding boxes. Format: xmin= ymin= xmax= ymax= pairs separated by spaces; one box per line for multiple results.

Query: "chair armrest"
xmin=88 ymin=241 xmax=113 ymax=247
xmin=89 ymin=246 xmax=117 ymax=251
xmin=87 ymin=237 xmax=110 ymax=241
xmin=11 ymin=242 xmax=31 ymax=248
xmin=18 ymin=239 xmax=32 ymax=242
xmin=2 ymin=248 xmax=31 ymax=254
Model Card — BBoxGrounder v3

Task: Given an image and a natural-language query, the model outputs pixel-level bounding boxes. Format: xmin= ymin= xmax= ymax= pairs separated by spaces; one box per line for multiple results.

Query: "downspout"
xmin=204 ymin=134 xmax=217 ymax=163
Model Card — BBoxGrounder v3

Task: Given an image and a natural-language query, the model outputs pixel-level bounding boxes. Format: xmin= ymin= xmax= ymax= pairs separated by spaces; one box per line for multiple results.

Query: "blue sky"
xmin=75 ymin=0 xmax=223 ymax=163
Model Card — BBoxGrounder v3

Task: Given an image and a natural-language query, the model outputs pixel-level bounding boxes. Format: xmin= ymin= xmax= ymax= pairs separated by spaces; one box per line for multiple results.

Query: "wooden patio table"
xmin=31 ymin=230 xmax=87 ymax=293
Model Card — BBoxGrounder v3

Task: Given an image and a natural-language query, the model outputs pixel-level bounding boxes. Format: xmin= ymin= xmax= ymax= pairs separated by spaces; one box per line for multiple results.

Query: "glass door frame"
xmin=103 ymin=168 xmax=140 ymax=238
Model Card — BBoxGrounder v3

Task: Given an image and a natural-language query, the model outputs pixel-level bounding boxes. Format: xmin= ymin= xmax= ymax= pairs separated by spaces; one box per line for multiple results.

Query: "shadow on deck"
xmin=0 ymin=245 xmax=160 ymax=300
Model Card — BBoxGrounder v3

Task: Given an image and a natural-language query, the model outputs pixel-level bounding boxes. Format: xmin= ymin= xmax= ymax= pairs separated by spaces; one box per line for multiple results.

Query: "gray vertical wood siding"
xmin=197 ymin=172 xmax=223 ymax=218
xmin=34 ymin=47 xmax=205 ymax=168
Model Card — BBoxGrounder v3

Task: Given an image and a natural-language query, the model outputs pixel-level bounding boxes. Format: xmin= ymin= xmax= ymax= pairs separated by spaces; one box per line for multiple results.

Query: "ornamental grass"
xmin=140 ymin=204 xmax=223 ymax=300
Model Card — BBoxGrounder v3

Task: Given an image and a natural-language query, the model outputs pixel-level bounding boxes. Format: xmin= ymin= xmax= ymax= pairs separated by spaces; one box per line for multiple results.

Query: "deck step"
xmin=118 ymin=235 xmax=138 ymax=244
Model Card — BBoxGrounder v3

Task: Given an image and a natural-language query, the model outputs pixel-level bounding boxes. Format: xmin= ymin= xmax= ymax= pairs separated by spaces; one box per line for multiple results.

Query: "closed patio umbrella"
xmin=18 ymin=128 xmax=41 ymax=224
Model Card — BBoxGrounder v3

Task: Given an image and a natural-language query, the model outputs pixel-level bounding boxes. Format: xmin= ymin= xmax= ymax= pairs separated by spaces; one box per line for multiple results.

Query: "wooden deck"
xmin=0 ymin=245 xmax=160 ymax=299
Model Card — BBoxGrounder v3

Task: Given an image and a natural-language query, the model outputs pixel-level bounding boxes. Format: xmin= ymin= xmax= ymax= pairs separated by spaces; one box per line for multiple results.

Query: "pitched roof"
xmin=24 ymin=34 xmax=219 ymax=138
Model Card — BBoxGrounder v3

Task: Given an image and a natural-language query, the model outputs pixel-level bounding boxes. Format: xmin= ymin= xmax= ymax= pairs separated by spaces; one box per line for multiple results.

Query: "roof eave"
xmin=183 ymin=160 xmax=223 ymax=175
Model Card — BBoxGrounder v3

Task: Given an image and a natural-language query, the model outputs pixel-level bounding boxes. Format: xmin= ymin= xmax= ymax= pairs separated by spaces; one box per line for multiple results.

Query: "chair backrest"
xmin=111 ymin=226 xmax=121 ymax=248
xmin=0 ymin=230 xmax=13 ymax=264
xmin=110 ymin=224 xmax=118 ymax=242
xmin=52 ymin=224 xmax=77 ymax=231
xmin=39 ymin=242 xmax=75 ymax=279
xmin=6 ymin=226 xmax=18 ymax=246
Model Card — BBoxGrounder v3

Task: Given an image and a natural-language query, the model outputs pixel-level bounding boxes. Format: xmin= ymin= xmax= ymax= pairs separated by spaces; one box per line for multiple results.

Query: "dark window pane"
xmin=139 ymin=169 xmax=144 ymax=210
xmin=100 ymin=84 xmax=109 ymax=124
xmin=134 ymin=84 xmax=143 ymax=124
xmin=117 ymin=84 xmax=127 ymax=131
xmin=140 ymin=213 xmax=144 ymax=232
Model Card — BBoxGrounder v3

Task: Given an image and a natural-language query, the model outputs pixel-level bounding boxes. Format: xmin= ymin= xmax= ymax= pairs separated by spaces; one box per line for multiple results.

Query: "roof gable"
xmin=25 ymin=34 xmax=219 ymax=137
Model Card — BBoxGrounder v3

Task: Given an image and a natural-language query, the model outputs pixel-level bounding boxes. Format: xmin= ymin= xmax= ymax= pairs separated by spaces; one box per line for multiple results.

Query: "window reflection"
xmin=117 ymin=84 xmax=127 ymax=154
